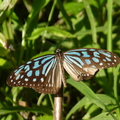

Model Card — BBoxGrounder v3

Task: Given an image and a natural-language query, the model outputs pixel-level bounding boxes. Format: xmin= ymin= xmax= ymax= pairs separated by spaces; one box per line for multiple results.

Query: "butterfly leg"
xmin=61 ymin=67 xmax=67 ymax=87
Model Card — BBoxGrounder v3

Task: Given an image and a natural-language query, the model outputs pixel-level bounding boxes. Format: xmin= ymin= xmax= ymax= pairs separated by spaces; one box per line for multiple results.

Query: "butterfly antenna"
xmin=57 ymin=33 xmax=72 ymax=49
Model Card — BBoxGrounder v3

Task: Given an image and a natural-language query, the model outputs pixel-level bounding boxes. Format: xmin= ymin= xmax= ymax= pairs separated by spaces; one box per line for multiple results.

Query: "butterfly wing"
xmin=63 ymin=48 xmax=120 ymax=81
xmin=7 ymin=54 xmax=62 ymax=94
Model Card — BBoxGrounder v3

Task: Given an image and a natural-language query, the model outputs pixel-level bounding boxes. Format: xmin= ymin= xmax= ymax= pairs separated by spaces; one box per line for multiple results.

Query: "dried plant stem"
xmin=54 ymin=85 xmax=63 ymax=120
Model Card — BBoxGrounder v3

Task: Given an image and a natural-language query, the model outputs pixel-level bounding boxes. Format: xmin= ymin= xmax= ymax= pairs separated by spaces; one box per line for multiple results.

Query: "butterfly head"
xmin=56 ymin=49 xmax=62 ymax=54
xmin=56 ymin=49 xmax=62 ymax=53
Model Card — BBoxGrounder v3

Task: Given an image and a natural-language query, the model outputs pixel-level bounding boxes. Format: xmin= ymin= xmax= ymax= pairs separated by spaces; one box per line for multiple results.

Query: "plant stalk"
xmin=54 ymin=85 xmax=63 ymax=120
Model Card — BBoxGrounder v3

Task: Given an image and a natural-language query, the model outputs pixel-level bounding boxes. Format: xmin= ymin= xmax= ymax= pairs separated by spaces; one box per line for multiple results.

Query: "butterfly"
xmin=7 ymin=48 xmax=120 ymax=94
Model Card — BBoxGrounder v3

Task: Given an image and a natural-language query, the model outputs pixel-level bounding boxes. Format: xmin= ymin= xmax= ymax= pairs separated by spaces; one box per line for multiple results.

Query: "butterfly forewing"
xmin=63 ymin=48 xmax=120 ymax=81
xmin=7 ymin=54 xmax=62 ymax=94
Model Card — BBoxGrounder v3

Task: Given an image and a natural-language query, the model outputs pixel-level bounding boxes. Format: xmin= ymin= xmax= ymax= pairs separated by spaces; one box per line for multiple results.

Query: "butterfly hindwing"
xmin=63 ymin=48 xmax=120 ymax=81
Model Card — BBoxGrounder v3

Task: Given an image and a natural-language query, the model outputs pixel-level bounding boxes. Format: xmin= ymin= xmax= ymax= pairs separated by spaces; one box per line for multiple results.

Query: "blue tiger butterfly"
xmin=7 ymin=48 xmax=120 ymax=94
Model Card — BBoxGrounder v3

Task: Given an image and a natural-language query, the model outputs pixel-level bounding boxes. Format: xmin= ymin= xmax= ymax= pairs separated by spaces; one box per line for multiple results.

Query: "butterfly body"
xmin=7 ymin=48 xmax=120 ymax=94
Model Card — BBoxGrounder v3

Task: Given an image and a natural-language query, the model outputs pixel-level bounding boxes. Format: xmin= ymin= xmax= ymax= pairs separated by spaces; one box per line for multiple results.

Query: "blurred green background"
xmin=0 ymin=0 xmax=120 ymax=120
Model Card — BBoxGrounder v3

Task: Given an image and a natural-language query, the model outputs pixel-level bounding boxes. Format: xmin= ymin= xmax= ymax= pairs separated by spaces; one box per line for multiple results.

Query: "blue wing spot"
xmin=42 ymin=59 xmax=55 ymax=75
xmin=20 ymin=75 xmax=24 ymax=79
xmin=34 ymin=55 xmax=52 ymax=61
xmin=98 ymin=50 xmax=105 ymax=53
xmin=25 ymin=78 xmax=29 ymax=81
xmin=65 ymin=56 xmax=82 ymax=68
xmin=81 ymin=52 xmax=90 ymax=57
xmin=65 ymin=52 xmax=81 ymax=56
xmin=92 ymin=57 xmax=99 ymax=63
xmin=71 ymin=56 xmax=84 ymax=66
xmin=16 ymin=74 xmax=21 ymax=80
xmin=41 ymin=56 xmax=53 ymax=64
xmin=102 ymin=53 xmax=111 ymax=57
xmin=89 ymin=49 xmax=95 ymax=51
xmin=18 ymin=65 xmax=24 ymax=69
xmin=14 ymin=67 xmax=24 ymax=76
xmin=34 ymin=57 xmax=43 ymax=61
xmin=105 ymin=57 xmax=111 ymax=61
xmin=27 ymin=70 xmax=33 ymax=77
xmin=33 ymin=78 xmax=37 ymax=82
xmin=24 ymin=65 xmax=30 ymax=72
xmin=93 ymin=52 xmax=100 ymax=58
xmin=67 ymin=49 xmax=87 ymax=52
xmin=33 ymin=61 xmax=40 ymax=69
xmin=27 ymin=61 xmax=32 ymax=64
xmin=99 ymin=50 xmax=111 ymax=57
xmin=85 ymin=59 xmax=91 ymax=64
xmin=35 ymin=70 xmax=40 ymax=76
xmin=45 ymin=60 xmax=55 ymax=76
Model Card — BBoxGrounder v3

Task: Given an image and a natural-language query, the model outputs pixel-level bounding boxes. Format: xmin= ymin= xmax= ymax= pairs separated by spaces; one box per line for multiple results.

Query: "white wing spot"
xmin=87 ymin=74 xmax=89 ymax=76
xmin=25 ymin=78 xmax=29 ymax=81
xmin=114 ymin=59 xmax=116 ymax=62
xmin=33 ymin=78 xmax=37 ymax=82
xmin=91 ymin=65 xmax=97 ymax=68
xmin=11 ymin=80 xmax=13 ymax=82
xmin=99 ymin=63 xmax=103 ymax=66
xmin=20 ymin=75 xmax=24 ymax=79
xmin=103 ymin=59 xmax=106 ymax=62
xmin=18 ymin=81 xmax=21 ymax=83
xmin=83 ymin=68 xmax=88 ymax=72
xmin=41 ymin=78 xmax=44 ymax=82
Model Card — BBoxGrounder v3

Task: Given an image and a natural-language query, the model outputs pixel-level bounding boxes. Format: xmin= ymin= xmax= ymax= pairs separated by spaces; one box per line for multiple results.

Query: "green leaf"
xmin=0 ymin=58 xmax=13 ymax=69
xmin=0 ymin=106 xmax=52 ymax=115
xmin=28 ymin=26 xmax=75 ymax=40
xmin=36 ymin=115 xmax=53 ymax=120
xmin=66 ymin=97 xmax=88 ymax=119
xmin=67 ymin=79 xmax=108 ymax=110
xmin=91 ymin=112 xmax=118 ymax=120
